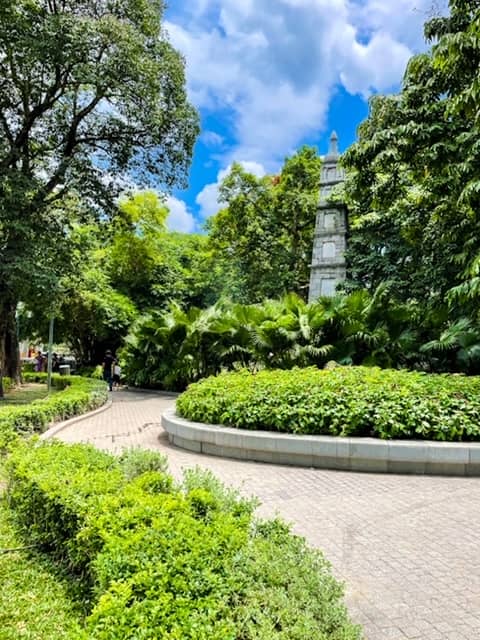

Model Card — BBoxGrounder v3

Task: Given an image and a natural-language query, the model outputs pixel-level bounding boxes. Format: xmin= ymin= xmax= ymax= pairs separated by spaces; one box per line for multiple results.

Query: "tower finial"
xmin=327 ymin=131 xmax=339 ymax=158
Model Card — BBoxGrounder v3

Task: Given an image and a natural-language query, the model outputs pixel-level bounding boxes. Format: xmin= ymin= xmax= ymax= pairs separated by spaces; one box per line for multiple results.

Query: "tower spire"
xmin=326 ymin=130 xmax=339 ymax=158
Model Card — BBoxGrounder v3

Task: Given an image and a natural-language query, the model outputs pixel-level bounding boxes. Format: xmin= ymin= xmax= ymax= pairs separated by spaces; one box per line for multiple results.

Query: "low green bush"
xmin=76 ymin=365 xmax=103 ymax=380
xmin=0 ymin=374 xmax=108 ymax=452
xmin=176 ymin=366 xmax=480 ymax=441
xmin=1 ymin=376 xmax=14 ymax=393
xmin=6 ymin=441 xmax=361 ymax=639
xmin=21 ymin=361 xmax=36 ymax=373
xmin=118 ymin=447 xmax=168 ymax=481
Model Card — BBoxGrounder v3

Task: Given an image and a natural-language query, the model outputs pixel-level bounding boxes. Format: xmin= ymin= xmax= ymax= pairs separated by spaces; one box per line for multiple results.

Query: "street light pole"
xmin=47 ymin=316 xmax=54 ymax=393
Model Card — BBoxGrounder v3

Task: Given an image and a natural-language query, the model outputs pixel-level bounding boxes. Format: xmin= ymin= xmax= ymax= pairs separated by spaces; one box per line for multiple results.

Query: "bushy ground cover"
xmin=5 ymin=441 xmax=361 ymax=640
xmin=176 ymin=366 xmax=480 ymax=441
xmin=1 ymin=377 xmax=15 ymax=393
xmin=0 ymin=373 xmax=107 ymax=451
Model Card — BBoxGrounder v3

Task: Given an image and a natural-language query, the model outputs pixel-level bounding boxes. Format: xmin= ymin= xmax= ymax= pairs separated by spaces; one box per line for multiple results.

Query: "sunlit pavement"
xmin=56 ymin=389 xmax=480 ymax=640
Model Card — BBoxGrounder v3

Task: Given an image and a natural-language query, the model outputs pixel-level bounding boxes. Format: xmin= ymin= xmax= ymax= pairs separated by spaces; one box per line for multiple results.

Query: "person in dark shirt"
xmin=102 ymin=349 xmax=116 ymax=391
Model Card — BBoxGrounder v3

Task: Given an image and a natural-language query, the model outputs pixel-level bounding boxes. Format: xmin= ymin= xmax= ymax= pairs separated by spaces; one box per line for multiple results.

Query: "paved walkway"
xmin=55 ymin=390 xmax=480 ymax=640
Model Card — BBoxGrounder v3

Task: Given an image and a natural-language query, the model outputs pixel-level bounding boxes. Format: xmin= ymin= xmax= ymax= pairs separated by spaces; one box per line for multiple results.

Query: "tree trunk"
xmin=0 ymin=294 xmax=20 ymax=386
xmin=0 ymin=324 xmax=4 ymax=399
xmin=5 ymin=304 xmax=20 ymax=381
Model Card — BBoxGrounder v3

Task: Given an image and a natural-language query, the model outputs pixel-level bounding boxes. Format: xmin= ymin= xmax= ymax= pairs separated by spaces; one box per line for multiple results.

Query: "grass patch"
xmin=0 ymin=383 xmax=60 ymax=406
xmin=0 ymin=464 xmax=85 ymax=639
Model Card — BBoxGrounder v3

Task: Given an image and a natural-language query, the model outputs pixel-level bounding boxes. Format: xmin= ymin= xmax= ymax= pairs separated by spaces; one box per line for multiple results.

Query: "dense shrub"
xmin=0 ymin=374 xmax=107 ymax=452
xmin=176 ymin=366 xmax=480 ymax=441
xmin=1 ymin=376 xmax=14 ymax=393
xmin=21 ymin=361 xmax=36 ymax=373
xmin=121 ymin=291 xmax=423 ymax=391
xmin=6 ymin=441 xmax=361 ymax=639
xmin=118 ymin=447 xmax=169 ymax=481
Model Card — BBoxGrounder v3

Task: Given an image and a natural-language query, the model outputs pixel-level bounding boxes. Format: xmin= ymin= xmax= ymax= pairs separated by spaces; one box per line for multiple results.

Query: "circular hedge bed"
xmin=176 ymin=367 xmax=480 ymax=441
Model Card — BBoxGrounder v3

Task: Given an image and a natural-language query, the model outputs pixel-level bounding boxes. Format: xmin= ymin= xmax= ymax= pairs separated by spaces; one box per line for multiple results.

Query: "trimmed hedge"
xmin=6 ymin=441 xmax=361 ymax=639
xmin=0 ymin=374 xmax=108 ymax=451
xmin=176 ymin=366 xmax=480 ymax=441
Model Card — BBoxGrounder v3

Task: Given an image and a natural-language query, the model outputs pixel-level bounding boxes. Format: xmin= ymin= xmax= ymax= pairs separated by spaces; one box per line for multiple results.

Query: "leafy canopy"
xmin=207 ymin=146 xmax=321 ymax=303
xmin=0 ymin=0 xmax=198 ymax=379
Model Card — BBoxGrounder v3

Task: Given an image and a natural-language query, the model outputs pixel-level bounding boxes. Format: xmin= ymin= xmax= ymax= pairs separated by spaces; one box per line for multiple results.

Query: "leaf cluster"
xmin=207 ymin=146 xmax=321 ymax=303
xmin=342 ymin=1 xmax=480 ymax=318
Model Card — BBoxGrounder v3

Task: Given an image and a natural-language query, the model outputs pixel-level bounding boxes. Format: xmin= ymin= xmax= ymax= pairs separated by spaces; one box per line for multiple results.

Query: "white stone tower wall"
xmin=308 ymin=132 xmax=347 ymax=301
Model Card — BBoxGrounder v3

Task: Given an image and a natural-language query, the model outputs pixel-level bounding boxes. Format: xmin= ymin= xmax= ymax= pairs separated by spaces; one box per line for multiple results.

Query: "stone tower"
xmin=308 ymin=131 xmax=347 ymax=301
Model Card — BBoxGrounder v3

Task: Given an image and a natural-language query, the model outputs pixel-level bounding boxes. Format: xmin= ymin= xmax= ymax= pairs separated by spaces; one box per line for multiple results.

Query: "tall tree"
xmin=0 ymin=0 xmax=198 ymax=389
xmin=343 ymin=0 xmax=480 ymax=312
xmin=105 ymin=190 xmax=221 ymax=310
xmin=207 ymin=146 xmax=321 ymax=303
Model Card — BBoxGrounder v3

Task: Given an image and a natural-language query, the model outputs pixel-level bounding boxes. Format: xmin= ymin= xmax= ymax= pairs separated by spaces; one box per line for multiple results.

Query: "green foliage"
xmin=21 ymin=207 xmax=223 ymax=366
xmin=19 ymin=219 xmax=139 ymax=365
xmin=157 ymin=232 xmax=224 ymax=309
xmin=176 ymin=367 xmax=480 ymax=442
xmin=182 ymin=467 xmax=259 ymax=518
xmin=0 ymin=496 xmax=86 ymax=639
xmin=122 ymin=290 xmax=424 ymax=390
xmin=118 ymin=447 xmax=168 ymax=481
xmin=342 ymin=1 xmax=480 ymax=344
xmin=208 ymin=146 xmax=321 ymax=303
xmin=121 ymin=302 xmax=226 ymax=390
xmin=1 ymin=377 xmax=14 ymax=393
xmin=0 ymin=0 xmax=198 ymax=378
xmin=0 ymin=374 xmax=107 ymax=453
xmin=228 ymin=518 xmax=357 ymax=640
xmin=5 ymin=441 xmax=360 ymax=639
xmin=21 ymin=361 xmax=35 ymax=373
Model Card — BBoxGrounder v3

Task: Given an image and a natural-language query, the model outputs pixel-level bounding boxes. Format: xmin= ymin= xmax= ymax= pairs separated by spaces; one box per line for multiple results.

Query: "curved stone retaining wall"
xmin=162 ymin=409 xmax=480 ymax=476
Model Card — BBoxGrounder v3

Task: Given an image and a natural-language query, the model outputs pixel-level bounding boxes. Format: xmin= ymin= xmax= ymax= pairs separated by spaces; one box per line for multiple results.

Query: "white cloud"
xmin=339 ymin=32 xmax=412 ymax=96
xmin=166 ymin=0 xmax=445 ymax=168
xmin=201 ymin=130 xmax=225 ymax=147
xmin=165 ymin=196 xmax=197 ymax=232
xmin=351 ymin=0 xmax=449 ymax=51
xmin=196 ymin=160 xmax=266 ymax=219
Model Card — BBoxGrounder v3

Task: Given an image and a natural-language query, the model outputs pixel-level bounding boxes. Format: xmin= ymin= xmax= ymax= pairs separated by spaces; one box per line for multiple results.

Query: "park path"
xmin=55 ymin=389 xmax=480 ymax=640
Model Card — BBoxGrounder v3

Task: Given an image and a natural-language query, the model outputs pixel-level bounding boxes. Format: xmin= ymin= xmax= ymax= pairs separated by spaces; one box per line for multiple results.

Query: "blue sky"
xmin=162 ymin=0 xmax=449 ymax=233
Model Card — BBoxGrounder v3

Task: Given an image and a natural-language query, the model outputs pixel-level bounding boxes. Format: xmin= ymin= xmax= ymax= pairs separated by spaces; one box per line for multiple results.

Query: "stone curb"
xmin=40 ymin=398 xmax=113 ymax=440
xmin=162 ymin=408 xmax=480 ymax=476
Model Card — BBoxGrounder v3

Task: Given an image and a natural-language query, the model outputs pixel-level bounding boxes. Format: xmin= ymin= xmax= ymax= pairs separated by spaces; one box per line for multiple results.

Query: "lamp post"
xmin=47 ymin=316 xmax=54 ymax=393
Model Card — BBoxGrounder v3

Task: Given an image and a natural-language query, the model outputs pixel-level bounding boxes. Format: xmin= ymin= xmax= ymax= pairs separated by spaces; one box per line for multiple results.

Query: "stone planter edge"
xmin=161 ymin=408 xmax=480 ymax=477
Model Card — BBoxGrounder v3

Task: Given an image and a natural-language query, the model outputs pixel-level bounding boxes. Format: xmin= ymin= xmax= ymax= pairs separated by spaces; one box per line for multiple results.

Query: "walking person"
xmin=34 ymin=350 xmax=43 ymax=372
xmin=112 ymin=362 xmax=121 ymax=389
xmin=102 ymin=349 xmax=116 ymax=392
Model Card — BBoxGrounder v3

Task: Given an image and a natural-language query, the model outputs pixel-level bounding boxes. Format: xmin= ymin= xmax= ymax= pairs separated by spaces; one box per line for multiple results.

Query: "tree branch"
xmin=41 ymin=92 xmax=105 ymax=196
xmin=0 ymin=112 xmax=14 ymax=147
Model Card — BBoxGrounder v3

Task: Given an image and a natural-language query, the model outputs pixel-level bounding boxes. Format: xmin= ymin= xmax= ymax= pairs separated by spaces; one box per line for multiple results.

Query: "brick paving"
xmin=55 ymin=389 xmax=480 ymax=640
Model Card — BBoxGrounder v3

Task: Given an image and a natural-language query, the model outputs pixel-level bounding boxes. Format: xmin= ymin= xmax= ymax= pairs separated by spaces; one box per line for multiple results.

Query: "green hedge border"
xmin=0 ymin=374 xmax=108 ymax=451
xmin=6 ymin=441 xmax=361 ymax=639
